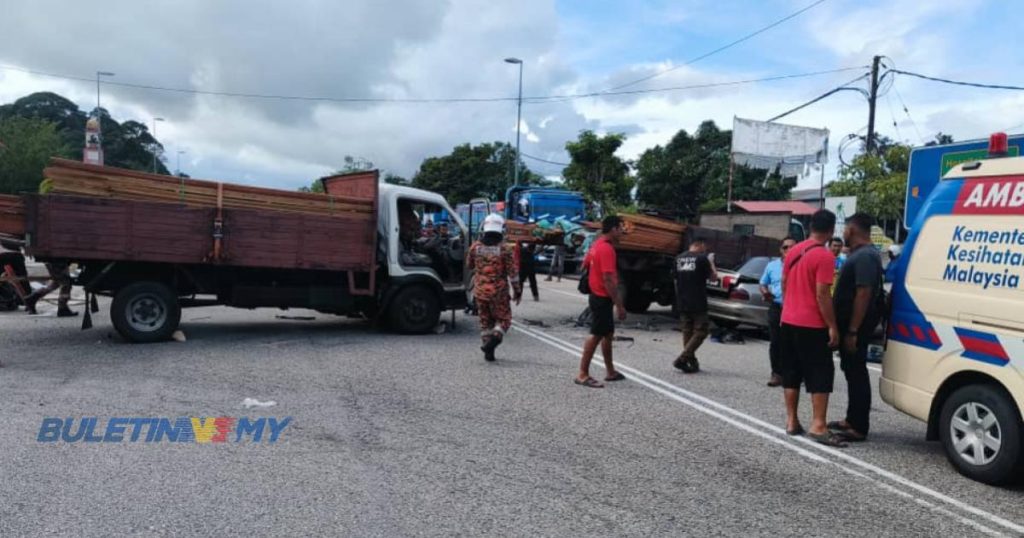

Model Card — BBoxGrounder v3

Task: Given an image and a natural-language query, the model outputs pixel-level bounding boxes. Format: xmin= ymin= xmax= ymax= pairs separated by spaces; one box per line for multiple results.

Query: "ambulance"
xmin=882 ymin=133 xmax=1024 ymax=485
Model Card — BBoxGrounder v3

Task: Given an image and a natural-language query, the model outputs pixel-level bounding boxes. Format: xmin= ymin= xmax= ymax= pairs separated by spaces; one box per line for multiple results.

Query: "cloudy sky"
xmin=2 ymin=0 xmax=1023 ymax=191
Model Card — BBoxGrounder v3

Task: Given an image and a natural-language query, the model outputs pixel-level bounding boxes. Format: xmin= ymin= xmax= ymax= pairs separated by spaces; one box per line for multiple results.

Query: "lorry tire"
xmin=939 ymin=384 xmax=1023 ymax=486
xmin=110 ymin=281 xmax=181 ymax=343
xmin=624 ymin=287 xmax=652 ymax=314
xmin=388 ymin=285 xmax=440 ymax=334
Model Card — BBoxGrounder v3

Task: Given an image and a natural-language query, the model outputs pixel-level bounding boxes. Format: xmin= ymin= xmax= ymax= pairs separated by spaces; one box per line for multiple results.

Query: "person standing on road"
xmin=779 ymin=209 xmax=845 ymax=447
xmin=829 ymin=213 xmax=884 ymax=442
xmin=24 ymin=262 xmax=77 ymax=317
xmin=575 ymin=216 xmax=627 ymax=388
xmin=759 ymin=236 xmax=797 ymax=387
xmin=673 ymin=237 xmax=717 ymax=374
xmin=466 ymin=213 xmax=522 ymax=362
xmin=545 ymin=244 xmax=565 ymax=282
xmin=519 ymin=242 xmax=540 ymax=301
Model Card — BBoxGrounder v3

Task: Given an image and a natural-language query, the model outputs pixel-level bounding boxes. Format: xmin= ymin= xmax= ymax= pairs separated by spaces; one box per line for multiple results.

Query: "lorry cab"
xmin=505 ymin=186 xmax=586 ymax=223
xmin=881 ymin=133 xmax=1024 ymax=485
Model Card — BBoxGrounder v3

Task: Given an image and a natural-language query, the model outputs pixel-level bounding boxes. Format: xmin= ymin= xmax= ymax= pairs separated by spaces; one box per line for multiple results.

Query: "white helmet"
xmin=482 ymin=213 xmax=505 ymax=234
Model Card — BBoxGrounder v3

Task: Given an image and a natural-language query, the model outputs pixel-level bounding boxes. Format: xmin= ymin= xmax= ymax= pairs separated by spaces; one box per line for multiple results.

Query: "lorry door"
xmin=466 ymin=198 xmax=491 ymax=243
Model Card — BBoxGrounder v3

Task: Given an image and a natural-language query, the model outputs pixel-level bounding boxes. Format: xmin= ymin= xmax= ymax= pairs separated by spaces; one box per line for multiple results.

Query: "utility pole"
xmin=504 ymin=58 xmax=524 ymax=185
xmin=865 ymin=55 xmax=881 ymax=155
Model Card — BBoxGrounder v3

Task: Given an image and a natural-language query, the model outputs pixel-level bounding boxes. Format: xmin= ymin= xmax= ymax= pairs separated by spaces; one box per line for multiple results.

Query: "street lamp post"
xmin=95 ymin=71 xmax=115 ymax=113
xmin=504 ymin=57 xmax=523 ymax=185
xmin=151 ymin=117 xmax=165 ymax=173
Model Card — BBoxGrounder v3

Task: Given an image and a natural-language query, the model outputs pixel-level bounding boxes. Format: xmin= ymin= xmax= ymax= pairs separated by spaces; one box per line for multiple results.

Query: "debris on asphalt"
xmin=522 ymin=318 xmax=548 ymax=328
xmin=613 ymin=335 xmax=635 ymax=342
xmin=171 ymin=330 xmax=187 ymax=342
xmin=241 ymin=398 xmax=277 ymax=409
xmin=276 ymin=315 xmax=316 ymax=321
xmin=434 ymin=321 xmax=448 ymax=334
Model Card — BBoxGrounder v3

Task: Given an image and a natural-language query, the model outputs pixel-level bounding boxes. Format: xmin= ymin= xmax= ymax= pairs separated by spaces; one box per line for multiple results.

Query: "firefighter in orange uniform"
xmin=466 ymin=213 xmax=521 ymax=361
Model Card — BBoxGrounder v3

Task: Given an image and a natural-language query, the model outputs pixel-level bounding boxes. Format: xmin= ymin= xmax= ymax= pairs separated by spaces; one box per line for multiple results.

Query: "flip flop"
xmin=827 ymin=421 xmax=867 ymax=442
xmin=574 ymin=377 xmax=604 ymax=388
xmin=808 ymin=431 xmax=848 ymax=448
xmin=786 ymin=425 xmax=805 ymax=436
xmin=605 ymin=372 xmax=626 ymax=382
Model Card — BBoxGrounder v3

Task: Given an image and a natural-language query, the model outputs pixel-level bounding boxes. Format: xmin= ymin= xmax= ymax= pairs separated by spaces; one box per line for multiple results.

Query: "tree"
xmin=562 ymin=130 xmax=633 ymax=210
xmin=829 ymin=143 xmax=910 ymax=223
xmin=0 ymin=116 xmax=72 ymax=194
xmin=383 ymin=173 xmax=408 ymax=185
xmin=0 ymin=92 xmax=170 ymax=175
xmin=634 ymin=120 xmax=796 ymax=217
xmin=411 ymin=141 xmax=543 ymax=204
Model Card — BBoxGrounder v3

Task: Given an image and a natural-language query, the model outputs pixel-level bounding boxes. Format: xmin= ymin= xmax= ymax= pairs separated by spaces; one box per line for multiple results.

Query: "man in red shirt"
xmin=575 ymin=216 xmax=627 ymax=388
xmin=780 ymin=209 xmax=845 ymax=447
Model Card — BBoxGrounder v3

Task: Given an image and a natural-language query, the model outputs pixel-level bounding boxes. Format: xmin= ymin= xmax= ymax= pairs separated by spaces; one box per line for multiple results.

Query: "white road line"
xmin=544 ymin=287 xmax=584 ymax=299
xmin=513 ymin=322 xmax=1022 ymax=537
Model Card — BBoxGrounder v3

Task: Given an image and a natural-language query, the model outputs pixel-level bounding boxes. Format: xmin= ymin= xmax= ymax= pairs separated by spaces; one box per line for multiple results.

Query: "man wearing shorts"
xmin=780 ymin=209 xmax=845 ymax=447
xmin=575 ymin=216 xmax=627 ymax=388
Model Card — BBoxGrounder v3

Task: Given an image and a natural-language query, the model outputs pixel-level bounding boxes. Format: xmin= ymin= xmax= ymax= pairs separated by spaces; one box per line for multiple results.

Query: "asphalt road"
xmin=1 ymin=280 xmax=1022 ymax=537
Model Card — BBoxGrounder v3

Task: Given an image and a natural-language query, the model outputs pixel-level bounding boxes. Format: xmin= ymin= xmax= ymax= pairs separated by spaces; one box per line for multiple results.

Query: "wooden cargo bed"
xmin=24 ymin=194 xmax=377 ymax=272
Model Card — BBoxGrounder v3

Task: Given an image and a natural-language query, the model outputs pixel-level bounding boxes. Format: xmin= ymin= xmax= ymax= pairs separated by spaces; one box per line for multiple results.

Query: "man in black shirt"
xmin=519 ymin=242 xmax=539 ymax=301
xmin=673 ymin=237 xmax=717 ymax=373
xmin=829 ymin=212 xmax=883 ymax=441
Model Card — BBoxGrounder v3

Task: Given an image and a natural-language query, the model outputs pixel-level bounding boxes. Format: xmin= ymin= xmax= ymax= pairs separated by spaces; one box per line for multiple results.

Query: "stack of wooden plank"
xmin=0 ymin=194 xmax=26 ymax=237
xmin=505 ymin=221 xmax=564 ymax=245
xmin=41 ymin=158 xmax=374 ymax=217
xmin=617 ymin=214 xmax=687 ymax=254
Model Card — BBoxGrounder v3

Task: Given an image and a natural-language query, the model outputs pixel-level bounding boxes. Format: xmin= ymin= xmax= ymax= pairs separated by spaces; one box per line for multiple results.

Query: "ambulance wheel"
xmin=111 ymin=281 xmax=181 ymax=343
xmin=939 ymin=384 xmax=1024 ymax=485
xmin=389 ymin=285 xmax=440 ymax=334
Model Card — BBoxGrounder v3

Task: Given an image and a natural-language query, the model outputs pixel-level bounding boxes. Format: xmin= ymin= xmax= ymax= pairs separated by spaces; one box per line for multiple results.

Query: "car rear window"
xmin=736 ymin=257 xmax=772 ymax=279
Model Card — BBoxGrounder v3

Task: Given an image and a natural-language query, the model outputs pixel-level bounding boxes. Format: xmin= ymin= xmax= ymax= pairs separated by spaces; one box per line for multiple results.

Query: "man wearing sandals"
xmin=829 ymin=213 xmax=883 ymax=442
xmin=779 ymin=210 xmax=846 ymax=447
xmin=574 ymin=216 xmax=627 ymax=388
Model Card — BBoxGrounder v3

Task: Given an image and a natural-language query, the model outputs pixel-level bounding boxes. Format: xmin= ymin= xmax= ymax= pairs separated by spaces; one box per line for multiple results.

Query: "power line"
xmin=890 ymin=69 xmax=1024 ymax=91
xmin=521 ymin=153 xmax=569 ymax=166
xmin=890 ymin=81 xmax=926 ymax=144
xmin=0 ymin=64 xmax=865 ymax=105
xmin=604 ymin=0 xmax=832 ymax=92
xmin=765 ymin=73 xmax=869 ymax=122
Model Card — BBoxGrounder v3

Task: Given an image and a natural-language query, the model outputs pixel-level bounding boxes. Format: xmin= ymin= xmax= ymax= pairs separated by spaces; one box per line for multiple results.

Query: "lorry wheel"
xmin=939 ymin=384 xmax=1023 ymax=485
xmin=389 ymin=285 xmax=440 ymax=334
xmin=111 ymin=282 xmax=181 ymax=343
xmin=624 ymin=288 xmax=652 ymax=314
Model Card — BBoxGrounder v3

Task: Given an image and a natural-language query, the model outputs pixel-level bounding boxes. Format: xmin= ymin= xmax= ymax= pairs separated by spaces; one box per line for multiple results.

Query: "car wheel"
xmin=712 ymin=318 xmax=740 ymax=329
xmin=388 ymin=285 xmax=440 ymax=334
xmin=110 ymin=281 xmax=181 ymax=343
xmin=939 ymin=384 xmax=1023 ymax=485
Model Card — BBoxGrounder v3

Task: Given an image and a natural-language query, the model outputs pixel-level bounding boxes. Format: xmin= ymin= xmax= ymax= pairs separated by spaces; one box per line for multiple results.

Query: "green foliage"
xmin=411 ymin=141 xmax=544 ymax=204
xmin=383 ymin=173 xmax=408 ymax=185
xmin=635 ymin=120 xmax=796 ymax=218
xmin=0 ymin=116 xmax=72 ymax=194
xmin=563 ymin=130 xmax=633 ymax=210
xmin=0 ymin=91 xmax=169 ymax=175
xmin=829 ymin=144 xmax=910 ymax=222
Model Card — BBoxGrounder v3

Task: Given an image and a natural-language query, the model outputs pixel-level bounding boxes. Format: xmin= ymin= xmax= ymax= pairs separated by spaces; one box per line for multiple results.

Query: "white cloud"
xmin=0 ymin=0 xmax=1020 ymax=198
